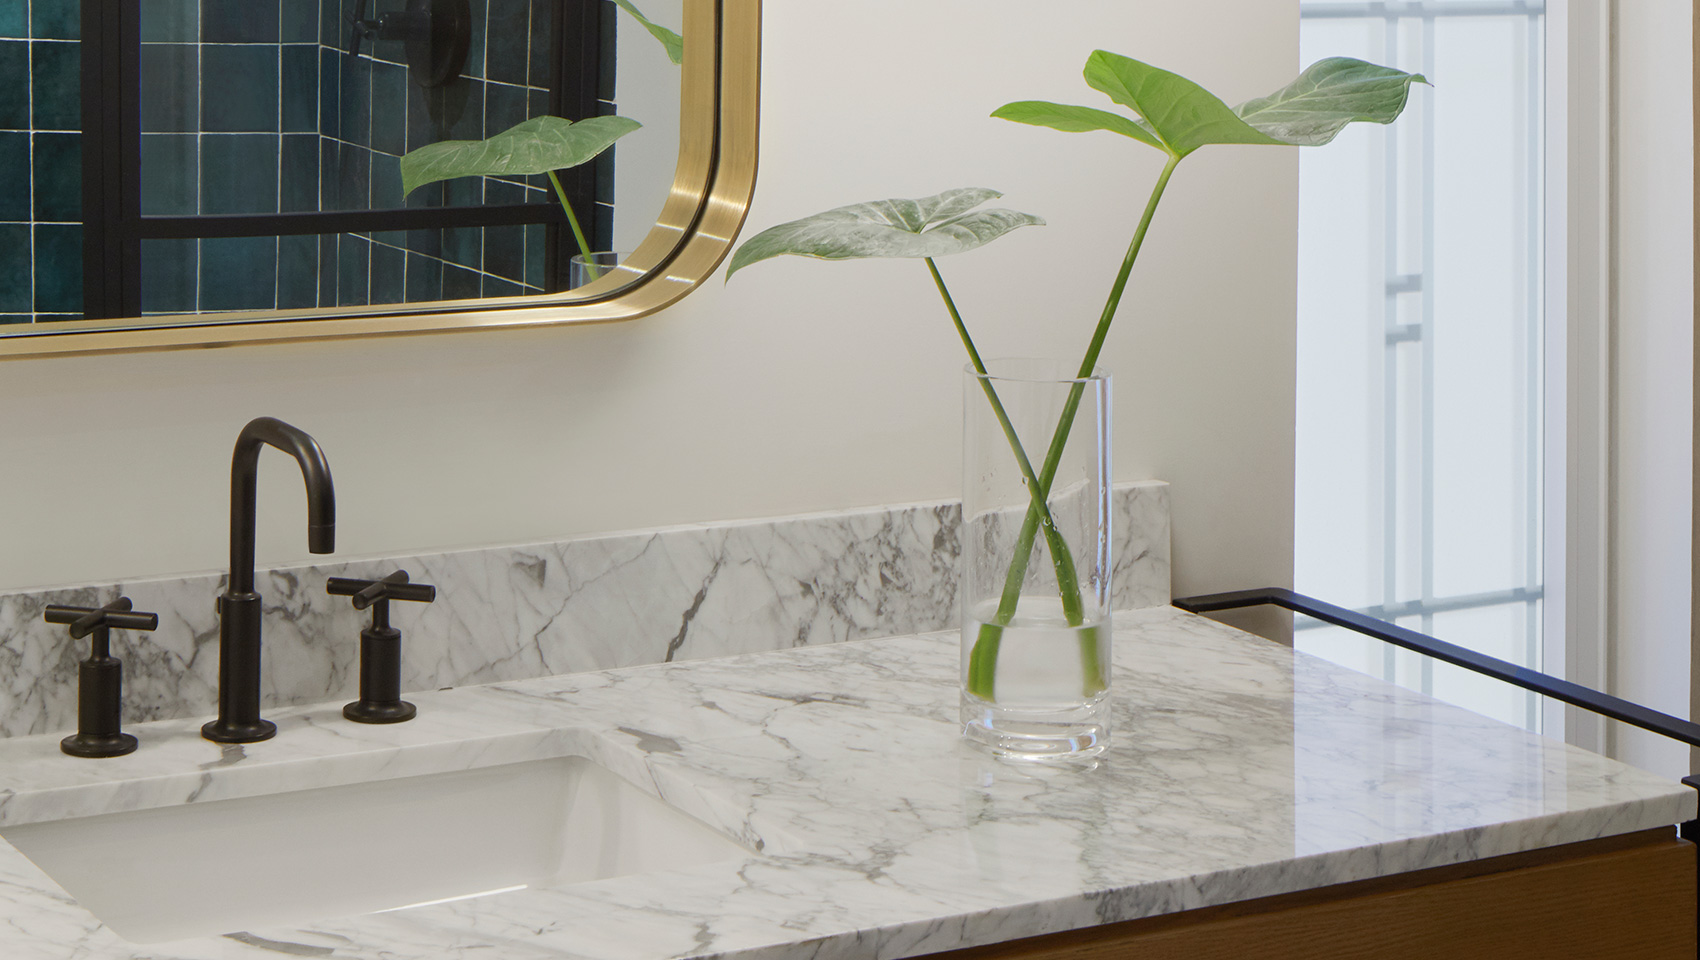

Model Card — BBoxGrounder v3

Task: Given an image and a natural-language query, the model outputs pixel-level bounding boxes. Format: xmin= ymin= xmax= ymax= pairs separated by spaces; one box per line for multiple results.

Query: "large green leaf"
xmin=990 ymin=100 xmax=1164 ymax=151
xmin=1082 ymin=50 xmax=1283 ymax=158
xmin=1233 ymin=57 xmax=1428 ymax=146
xmin=995 ymin=52 xmax=1424 ymax=161
xmin=726 ymin=187 xmax=1043 ymax=279
xmin=400 ymin=115 xmax=641 ymax=197
xmin=613 ymin=0 xmax=683 ymax=65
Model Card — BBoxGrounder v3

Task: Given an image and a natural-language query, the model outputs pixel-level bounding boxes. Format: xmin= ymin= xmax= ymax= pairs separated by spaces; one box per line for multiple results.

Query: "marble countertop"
xmin=0 ymin=607 xmax=1688 ymax=960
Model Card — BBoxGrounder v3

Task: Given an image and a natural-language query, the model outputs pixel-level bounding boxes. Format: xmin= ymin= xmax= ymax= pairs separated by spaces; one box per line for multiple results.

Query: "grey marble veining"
xmin=0 ymin=483 xmax=1168 ymax=739
xmin=0 ymin=607 xmax=1684 ymax=960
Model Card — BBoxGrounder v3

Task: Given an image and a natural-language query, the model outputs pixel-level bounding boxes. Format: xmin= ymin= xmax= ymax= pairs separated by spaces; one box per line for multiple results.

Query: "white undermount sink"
xmin=0 ymin=756 xmax=752 ymax=944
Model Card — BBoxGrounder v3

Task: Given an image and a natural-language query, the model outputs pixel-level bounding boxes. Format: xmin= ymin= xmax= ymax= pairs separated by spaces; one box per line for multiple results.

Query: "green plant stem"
xmin=547 ymin=170 xmax=601 ymax=281
xmin=926 ymin=259 xmax=1084 ymax=613
xmin=966 ymin=153 xmax=1182 ymax=699
xmin=927 ymin=259 xmax=1095 ymax=701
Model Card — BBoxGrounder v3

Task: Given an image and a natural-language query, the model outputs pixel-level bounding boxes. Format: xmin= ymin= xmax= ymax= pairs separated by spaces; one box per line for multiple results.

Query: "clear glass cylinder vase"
xmin=567 ymin=251 xmax=637 ymax=289
xmin=960 ymin=358 xmax=1111 ymax=761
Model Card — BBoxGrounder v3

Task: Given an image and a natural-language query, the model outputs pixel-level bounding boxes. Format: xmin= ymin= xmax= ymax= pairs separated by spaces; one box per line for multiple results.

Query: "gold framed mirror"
xmin=0 ymin=0 xmax=758 ymax=360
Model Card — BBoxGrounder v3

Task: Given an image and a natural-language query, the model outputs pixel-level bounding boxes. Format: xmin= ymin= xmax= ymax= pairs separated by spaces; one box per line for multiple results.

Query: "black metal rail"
xmin=131 ymin=204 xmax=567 ymax=241
xmin=1172 ymin=586 xmax=1700 ymax=955
xmin=1174 ymin=587 xmax=1700 ymax=748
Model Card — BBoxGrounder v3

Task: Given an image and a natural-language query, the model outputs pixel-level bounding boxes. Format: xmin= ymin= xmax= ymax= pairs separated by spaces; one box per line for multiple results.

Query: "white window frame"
xmin=1549 ymin=0 xmax=1694 ymax=776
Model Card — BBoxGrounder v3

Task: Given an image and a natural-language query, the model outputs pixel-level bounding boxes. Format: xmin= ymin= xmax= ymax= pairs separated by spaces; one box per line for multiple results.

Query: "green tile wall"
xmin=30 ymin=3 xmax=80 ymax=41
xmin=322 ymin=0 xmax=573 ymax=306
xmin=29 ymin=42 xmax=79 ymax=128
xmin=33 ymin=224 xmax=82 ymax=313
xmin=137 ymin=1 xmax=323 ymax=314
xmin=4 ymin=0 xmax=593 ymax=323
xmin=0 ymin=5 xmax=26 ymax=39
xmin=0 ymin=225 xmax=30 ymax=312
xmin=0 ymin=9 xmax=82 ymax=322
xmin=139 ymin=0 xmax=571 ymax=313
xmin=139 ymin=0 xmax=198 ymax=44
xmin=0 ymin=133 xmax=27 ymax=220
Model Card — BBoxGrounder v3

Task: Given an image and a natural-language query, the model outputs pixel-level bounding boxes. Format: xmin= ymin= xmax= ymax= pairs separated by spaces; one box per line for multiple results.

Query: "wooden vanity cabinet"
xmin=922 ymin=829 xmax=1695 ymax=960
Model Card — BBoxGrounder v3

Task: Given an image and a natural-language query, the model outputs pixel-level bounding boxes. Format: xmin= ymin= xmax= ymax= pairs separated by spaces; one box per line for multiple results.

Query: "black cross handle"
xmin=327 ymin=571 xmax=435 ymax=724
xmin=44 ymin=598 xmax=159 ymax=758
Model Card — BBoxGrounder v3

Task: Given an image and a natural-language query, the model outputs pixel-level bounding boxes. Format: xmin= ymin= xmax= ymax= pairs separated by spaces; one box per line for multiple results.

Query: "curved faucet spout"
xmin=206 ymin=417 xmax=337 ymax=744
xmin=229 ymin=417 xmax=337 ymax=596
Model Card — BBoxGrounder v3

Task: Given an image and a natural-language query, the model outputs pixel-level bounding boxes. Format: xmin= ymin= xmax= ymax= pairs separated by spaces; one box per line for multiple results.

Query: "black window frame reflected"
xmin=80 ymin=0 xmax=611 ymax=321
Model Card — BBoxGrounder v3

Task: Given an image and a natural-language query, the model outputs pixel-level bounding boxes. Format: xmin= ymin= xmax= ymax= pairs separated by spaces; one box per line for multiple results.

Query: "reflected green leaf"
xmin=613 ymin=0 xmax=684 ymax=65
xmin=399 ymin=115 xmax=642 ymax=197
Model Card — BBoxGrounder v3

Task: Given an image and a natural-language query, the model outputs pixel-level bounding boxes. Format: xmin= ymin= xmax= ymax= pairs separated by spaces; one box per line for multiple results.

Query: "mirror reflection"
xmin=1 ymin=0 xmax=683 ymax=325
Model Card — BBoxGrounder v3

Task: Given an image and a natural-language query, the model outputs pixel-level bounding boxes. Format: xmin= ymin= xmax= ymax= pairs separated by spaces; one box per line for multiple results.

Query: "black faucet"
xmin=202 ymin=417 xmax=336 ymax=744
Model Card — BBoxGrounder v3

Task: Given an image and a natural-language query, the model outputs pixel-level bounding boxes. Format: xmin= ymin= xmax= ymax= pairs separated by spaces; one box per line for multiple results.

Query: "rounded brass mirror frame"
xmin=0 ymin=0 xmax=759 ymax=361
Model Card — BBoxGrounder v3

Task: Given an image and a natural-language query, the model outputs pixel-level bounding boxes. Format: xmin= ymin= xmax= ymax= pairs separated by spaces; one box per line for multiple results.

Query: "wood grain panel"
xmin=922 ymin=830 xmax=1694 ymax=960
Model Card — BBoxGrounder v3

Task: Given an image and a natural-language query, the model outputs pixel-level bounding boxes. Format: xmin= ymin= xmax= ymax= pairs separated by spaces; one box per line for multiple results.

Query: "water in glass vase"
xmin=960 ymin=596 xmax=1110 ymax=761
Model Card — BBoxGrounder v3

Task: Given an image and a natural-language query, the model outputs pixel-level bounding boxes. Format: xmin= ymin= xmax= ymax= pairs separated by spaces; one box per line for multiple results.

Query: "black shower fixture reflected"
xmin=347 ymin=0 xmax=472 ymax=87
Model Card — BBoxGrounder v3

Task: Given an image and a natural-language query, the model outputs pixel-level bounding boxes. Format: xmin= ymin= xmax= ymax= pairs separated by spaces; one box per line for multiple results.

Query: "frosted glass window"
xmin=1295 ymin=0 xmax=1546 ymax=731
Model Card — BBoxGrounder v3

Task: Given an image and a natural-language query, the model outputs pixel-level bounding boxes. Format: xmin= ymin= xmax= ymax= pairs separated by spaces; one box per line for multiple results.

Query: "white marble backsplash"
xmin=0 ymin=481 xmax=1168 ymax=738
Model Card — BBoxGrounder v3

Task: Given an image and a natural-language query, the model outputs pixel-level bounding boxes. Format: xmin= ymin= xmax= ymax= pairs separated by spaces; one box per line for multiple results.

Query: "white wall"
xmin=612 ymin=0 xmax=683 ymax=251
xmin=0 ymin=1 xmax=1298 ymax=633
xmin=1609 ymin=0 xmax=1693 ymax=778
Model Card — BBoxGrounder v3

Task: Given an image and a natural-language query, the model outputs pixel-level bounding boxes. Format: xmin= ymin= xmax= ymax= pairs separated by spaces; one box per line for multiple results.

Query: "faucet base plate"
xmin=201 ymin=719 xmax=277 ymax=744
xmin=61 ymin=732 xmax=138 ymax=758
xmin=343 ymin=700 xmax=417 ymax=724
